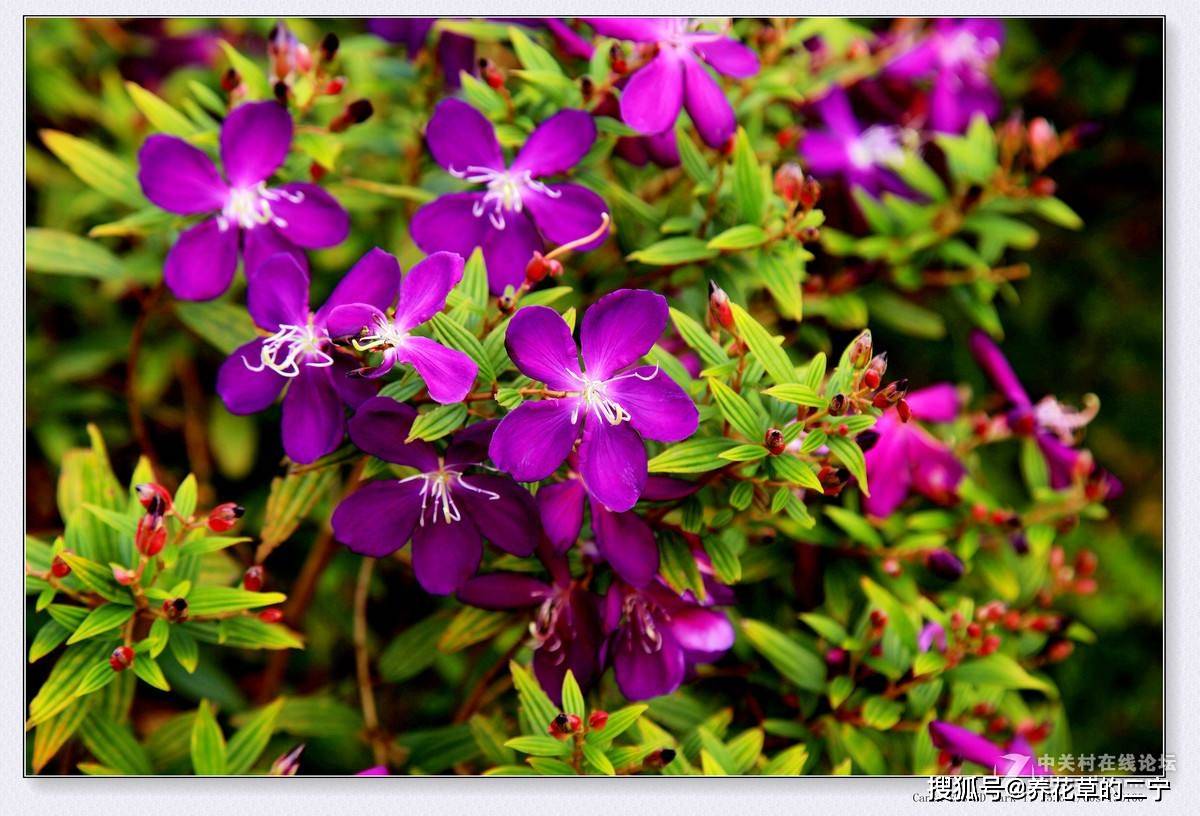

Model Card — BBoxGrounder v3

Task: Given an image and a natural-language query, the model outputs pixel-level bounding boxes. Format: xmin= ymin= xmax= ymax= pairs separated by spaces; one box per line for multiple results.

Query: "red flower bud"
xmin=50 ymin=555 xmax=71 ymax=578
xmin=764 ymin=428 xmax=786 ymax=455
xmin=208 ymin=502 xmax=245 ymax=532
xmin=1003 ymin=611 xmax=1023 ymax=631
xmin=869 ymin=609 xmax=887 ymax=629
xmin=109 ymin=645 xmax=135 ymax=672
xmin=861 ymin=369 xmax=881 ymax=390
xmin=135 ymin=513 xmax=167 ymax=557
xmin=1030 ymin=176 xmax=1057 ymax=197
xmin=827 ymin=393 xmax=847 ymax=416
xmin=708 ymin=281 xmax=733 ymax=330
xmin=1045 ymin=639 xmax=1074 ymax=663
xmin=966 ymin=622 xmax=982 ymax=639
xmin=220 ymin=67 xmax=242 ymax=92
xmin=524 ymin=252 xmax=563 ymax=284
xmin=848 ymin=330 xmax=873 ymax=369
xmin=135 ymin=483 xmax=173 ymax=515
xmin=163 ymin=597 xmax=189 ymax=622
xmin=258 ymin=608 xmax=285 ymax=623
xmin=588 ymin=710 xmax=609 ymax=731
xmin=243 ymin=565 xmax=265 ymax=592
xmin=979 ymin=634 xmax=1001 ymax=656
xmin=324 ymin=76 xmax=347 ymax=96
xmin=895 ymin=398 xmax=912 ymax=423
xmin=1074 ymin=550 xmax=1097 ymax=577
xmin=112 ymin=564 xmax=137 ymax=585
xmin=799 ymin=176 xmax=822 ymax=210
xmin=773 ymin=162 xmax=805 ymax=203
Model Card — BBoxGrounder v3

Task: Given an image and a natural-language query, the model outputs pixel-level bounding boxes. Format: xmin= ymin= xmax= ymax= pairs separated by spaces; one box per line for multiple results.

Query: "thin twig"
xmin=127 ymin=285 xmax=164 ymax=482
xmin=354 ymin=557 xmax=387 ymax=767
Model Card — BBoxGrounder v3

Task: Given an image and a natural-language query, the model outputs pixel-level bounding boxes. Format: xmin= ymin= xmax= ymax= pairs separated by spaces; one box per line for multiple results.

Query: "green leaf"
xmin=39 ymin=129 xmax=145 ymax=207
xmin=132 ymin=655 xmax=171 ymax=691
xmin=583 ymin=743 xmax=615 ymax=775
xmin=861 ymin=696 xmax=903 ymax=730
xmin=1031 ymin=196 xmax=1083 ymax=230
xmin=764 ymin=383 xmax=825 ymax=407
xmin=560 ymin=670 xmax=586 ymax=720
xmin=675 ymin=123 xmax=714 ymax=188
xmin=125 ymin=81 xmax=197 ymax=135
xmin=407 ymin=403 xmax=468 ymax=442
xmin=824 ymin=506 xmax=883 ymax=548
xmin=948 ymin=653 xmax=1056 ymax=695
xmin=659 ymin=534 xmax=707 ymax=601
xmin=702 ymin=534 xmax=742 ymax=583
xmin=173 ymin=473 xmax=198 ymax=519
xmin=841 ymin=724 xmax=886 ymax=774
xmin=759 ymin=249 xmax=804 ymax=321
xmin=762 ymin=743 xmax=809 ymax=775
xmin=731 ymin=127 xmax=766 ymax=225
xmin=862 ymin=290 xmax=946 ymax=340
xmin=379 ymin=615 xmax=451 ymax=682
xmin=168 ymin=626 xmax=199 ymax=673
xmin=718 ymin=444 xmax=768 ymax=462
xmin=186 ymin=586 xmax=286 ymax=617
xmin=431 ymin=312 xmax=495 ymax=384
xmin=505 ymin=735 xmax=569 ymax=757
xmin=507 ymin=25 xmax=562 ymax=73
xmin=175 ymin=301 xmax=257 ymax=355
xmin=190 ymin=700 xmax=228 ymax=775
xmin=225 ymin=697 xmax=284 ymax=774
xmin=73 ymin=659 xmax=118 ymax=699
xmin=726 ymin=728 xmax=765 ymax=774
xmin=67 ymin=604 xmax=134 ymax=645
xmin=260 ymin=467 xmax=338 ymax=552
xmin=437 ymin=606 xmax=509 ymax=653
xmin=469 ymin=713 xmax=516 ymax=766
xmin=825 ymin=435 xmax=869 ymax=497
xmin=527 ymin=757 xmax=578 ymax=775
xmin=30 ymin=620 xmax=71 ymax=663
xmin=740 ymin=619 xmax=825 ymax=692
xmin=769 ymin=455 xmax=823 ymax=492
xmin=885 ymin=151 xmax=947 ymax=200
xmin=217 ymin=617 xmax=303 ymax=650
xmin=79 ymin=712 xmax=154 ymax=774
xmin=648 ymin=437 xmax=737 ymax=473
xmin=707 ymin=224 xmax=769 ymax=251
xmin=26 ymin=228 xmax=125 ymax=280
xmin=627 ymin=237 xmax=718 ymax=266
xmin=669 ymin=307 xmax=728 ymax=367
xmin=707 ymin=378 xmax=763 ymax=440
xmin=730 ymin=303 xmax=795 ymax=385
xmin=586 ymin=704 xmax=647 ymax=747
xmin=510 ymin=661 xmax=558 ymax=735
xmin=696 ymin=727 xmax=736 ymax=774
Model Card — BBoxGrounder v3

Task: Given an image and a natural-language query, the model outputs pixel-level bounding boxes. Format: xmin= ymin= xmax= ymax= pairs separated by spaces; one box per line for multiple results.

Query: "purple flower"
xmin=928 ymin=721 xmax=1051 ymax=776
xmin=216 ymin=250 xmax=396 ymax=463
xmin=326 ymin=251 xmax=478 ymax=404
xmin=587 ymin=18 xmax=759 ymax=148
xmin=136 ymin=101 xmax=349 ymax=300
xmin=886 ymin=19 xmax=1004 ymax=134
xmin=863 ymin=384 xmax=967 ymax=517
xmin=918 ymin=621 xmax=947 ymax=653
xmin=367 ymin=19 xmax=476 ymax=88
xmin=410 ymin=99 xmax=610 ymax=295
xmin=458 ymin=546 xmax=604 ymax=704
xmin=968 ymin=331 xmax=1121 ymax=497
xmin=799 ymin=87 xmax=909 ymax=197
xmin=355 ymin=765 xmax=389 ymax=776
xmin=488 ymin=289 xmax=699 ymax=513
xmin=539 ymin=463 xmax=699 ymax=587
xmin=602 ymin=579 xmax=734 ymax=701
xmin=331 ymin=396 xmax=539 ymax=595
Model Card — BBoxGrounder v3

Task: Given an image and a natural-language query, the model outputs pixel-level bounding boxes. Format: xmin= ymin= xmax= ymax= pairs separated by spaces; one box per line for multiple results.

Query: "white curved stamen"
xmin=1033 ymin=394 xmax=1100 ymax=445
xmin=565 ymin=366 xmax=659 ymax=426
xmin=242 ymin=322 xmax=332 ymax=378
xmin=448 ymin=165 xmax=561 ymax=231
xmin=218 ymin=183 xmax=305 ymax=232
xmin=622 ymin=595 xmax=664 ymax=655
xmin=400 ymin=469 xmax=501 ymax=527
xmin=352 ymin=313 xmax=408 ymax=352
xmin=848 ymin=125 xmax=903 ymax=170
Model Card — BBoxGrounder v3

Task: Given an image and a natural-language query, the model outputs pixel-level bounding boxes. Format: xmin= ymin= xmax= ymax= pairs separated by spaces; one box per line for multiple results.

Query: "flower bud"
xmin=524 ymin=252 xmax=563 ymax=284
xmin=480 ymin=59 xmax=504 ymax=89
xmin=798 ymin=226 xmax=821 ymax=243
xmin=869 ymin=609 xmax=887 ymax=629
xmin=926 ymin=549 xmax=964 ymax=581
xmin=848 ymin=330 xmax=873 ymax=369
xmin=497 ymin=291 xmax=517 ymax=315
xmin=50 ymin=555 xmax=71 ymax=578
xmin=112 ymin=564 xmax=137 ymax=585
xmin=109 ymin=645 xmax=135 ymax=672
xmin=259 ymin=608 xmax=285 ymax=623
xmin=320 ymin=32 xmax=340 ymax=63
xmin=208 ymin=502 xmax=245 ymax=532
xmin=243 ymin=565 xmax=265 ymax=592
xmin=856 ymin=430 xmax=879 ymax=452
xmin=799 ymin=175 xmax=822 ymax=210
xmin=1074 ymin=549 xmax=1097 ymax=577
xmin=220 ymin=67 xmax=242 ymax=92
xmin=825 ymin=647 xmax=848 ymax=670
xmin=271 ymin=744 xmax=305 ymax=776
xmin=1009 ymin=531 xmax=1030 ymax=556
xmin=764 ymin=428 xmax=786 ymax=455
xmin=861 ymin=368 xmax=881 ymax=390
xmin=895 ymin=398 xmax=912 ymax=423
xmin=588 ymin=710 xmax=609 ymax=731
xmin=1030 ymin=176 xmax=1057 ymax=197
xmin=135 ymin=483 xmax=173 ymax=515
xmin=163 ymin=597 xmax=189 ymax=622
xmin=330 ymin=99 xmax=373 ymax=133
xmin=135 ymin=512 xmax=167 ymax=557
xmin=882 ymin=557 xmax=902 ymax=577
xmin=827 ymin=393 xmax=847 ymax=416
xmin=609 ymin=44 xmax=628 ymax=74
xmin=707 ymin=281 xmax=734 ymax=330
xmin=323 ymin=76 xmax=347 ymax=96
xmin=979 ymin=634 xmax=1001 ymax=656
xmin=1045 ymin=639 xmax=1074 ymax=663
xmin=871 ymin=379 xmax=908 ymax=409
xmin=773 ymin=162 xmax=805 ymax=203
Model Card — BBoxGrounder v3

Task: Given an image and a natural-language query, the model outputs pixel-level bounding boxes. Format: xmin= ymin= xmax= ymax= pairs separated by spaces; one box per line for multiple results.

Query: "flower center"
xmin=1033 ymin=394 xmax=1100 ymax=444
xmin=531 ymin=592 xmax=569 ymax=664
xmin=565 ymin=366 xmax=658 ymax=426
xmin=242 ymin=317 xmax=332 ymax=378
xmin=219 ymin=182 xmax=305 ymax=231
xmin=400 ymin=467 xmax=501 ymax=527
xmin=848 ymin=126 xmax=902 ymax=170
xmin=939 ymin=29 xmax=998 ymax=73
xmin=351 ymin=313 xmax=409 ymax=353
xmin=448 ymin=165 xmax=561 ymax=230
xmin=621 ymin=595 xmax=665 ymax=655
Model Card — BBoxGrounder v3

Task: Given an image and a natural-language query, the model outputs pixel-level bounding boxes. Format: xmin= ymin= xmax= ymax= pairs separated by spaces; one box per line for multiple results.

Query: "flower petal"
xmin=909 ymin=428 xmax=966 ymax=504
xmin=511 ymin=109 xmax=597 ymax=177
xmin=437 ymin=31 xmax=477 ymax=89
xmin=453 ymin=474 xmax=539 ymax=556
xmin=164 ymin=217 xmax=238 ymax=301
xmin=799 ymin=131 xmax=850 ymax=176
xmin=592 ymin=502 xmax=658 ymax=587
xmin=394 ymin=336 xmax=478 ymax=404
xmin=221 ymin=100 xmax=293 ymax=187
xmin=521 ymin=183 xmax=610 ymax=250
xmin=137 ymin=134 xmax=227 ymax=215
xmin=410 ymin=192 xmax=488 ymax=260
xmin=426 ymin=98 xmax=504 ymax=173
xmin=411 ymin=518 xmax=482 ymax=595
xmin=489 ymin=399 xmax=581 ymax=482
xmin=457 ymin=573 xmax=551 ymax=609
xmin=619 ymin=51 xmax=685 ymax=136
xmin=587 ymin=18 xmax=677 ymax=42
xmin=505 ymin=305 xmax=582 ymax=390
xmin=330 ymin=354 xmax=377 ymax=409
xmin=394 ymin=251 xmax=464 ymax=332
xmin=813 ymin=86 xmax=861 ymax=138
xmin=281 ymin=366 xmax=345 ymax=463
xmin=580 ymin=289 xmax=668 ymax=379
xmin=681 ymin=55 xmax=736 ymax=148
xmin=928 ymin=721 xmax=1005 ymax=772
xmin=862 ymin=419 xmax=913 ymax=518
xmin=313 ymin=247 xmax=401 ymax=326
xmin=269 ymin=182 xmax=350 ymax=249
xmin=969 ymin=330 xmax=1031 ymax=407
xmin=691 ymin=37 xmax=759 ymax=78
xmin=332 ymin=480 xmax=421 ymax=558
xmin=611 ymin=622 xmax=685 ymax=701
xmin=669 ymin=607 xmax=735 ymax=660
xmin=347 ymin=395 xmax=440 ymax=470
xmin=605 ymin=366 xmax=698 ymax=442
xmin=904 ymin=383 xmax=960 ymax=423
xmin=537 ymin=480 xmax=586 ymax=554
xmin=578 ymin=417 xmax=647 ymax=512
xmin=242 ymin=225 xmax=306 ymax=280
xmin=482 ymin=211 xmax=542 ymax=295
xmin=325 ymin=303 xmax=387 ymax=340
xmin=246 ymin=253 xmax=310 ymax=331
xmin=216 ymin=339 xmax=287 ymax=414
xmin=444 ymin=419 xmax=498 ymax=467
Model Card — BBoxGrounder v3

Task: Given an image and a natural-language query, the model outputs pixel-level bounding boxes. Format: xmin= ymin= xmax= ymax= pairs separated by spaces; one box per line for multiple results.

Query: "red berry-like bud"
xmin=979 ymin=634 xmax=1001 ymax=656
xmin=112 ymin=564 xmax=137 ymax=585
xmin=243 ymin=565 xmax=265 ymax=592
xmin=869 ymin=609 xmax=888 ymax=629
xmin=208 ymin=502 xmax=245 ymax=532
xmin=966 ymin=622 xmax=982 ymax=639
xmin=721 ymin=135 xmax=736 ymax=156
xmin=220 ymin=67 xmax=242 ymax=92
xmin=895 ymin=398 xmax=912 ymax=423
xmin=764 ymin=428 xmax=786 ymax=455
xmin=1045 ymin=640 xmax=1074 ymax=662
xmin=988 ymin=716 xmax=1009 ymax=734
xmin=135 ymin=483 xmax=173 ymax=514
xmin=524 ymin=252 xmax=563 ymax=284
xmin=882 ymin=557 xmax=902 ymax=578
xmin=135 ymin=513 xmax=167 ymax=557
xmin=1030 ymin=176 xmax=1057 ymax=197
xmin=1074 ymin=550 xmax=1097 ymax=577
xmin=110 ymin=645 xmax=135 ymax=672
xmin=799 ymin=176 xmax=822 ymax=210
xmin=972 ymin=702 xmax=994 ymax=717
xmin=773 ymin=162 xmax=806 ymax=203
xmin=861 ymin=368 xmax=881 ymax=390
xmin=258 ymin=608 xmax=285 ymax=623
xmin=51 ymin=555 xmax=71 ymax=578
xmin=481 ymin=60 xmax=504 ymax=89
xmin=324 ymin=76 xmax=347 ymax=95
xmin=708 ymin=281 xmax=734 ymax=330
xmin=588 ymin=710 xmax=609 ymax=731
xmin=1003 ymin=611 xmax=1023 ymax=631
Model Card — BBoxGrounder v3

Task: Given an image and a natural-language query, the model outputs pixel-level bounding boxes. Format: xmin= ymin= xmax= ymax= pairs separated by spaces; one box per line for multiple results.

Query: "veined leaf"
xmin=26 ymin=228 xmax=124 ymax=280
xmin=825 ymin=435 xmax=870 ymax=497
xmin=126 ymin=81 xmax=197 ymax=136
xmin=185 ymin=587 xmax=286 ymax=617
xmin=741 ymin=619 xmax=825 ymax=692
xmin=669 ymin=307 xmax=728 ymax=367
xmin=190 ymin=700 xmax=227 ymax=775
xmin=225 ymin=697 xmax=284 ymax=774
xmin=67 ymin=604 xmax=134 ymax=645
xmin=707 ymin=378 xmax=764 ymax=440
xmin=628 ymin=236 xmax=719 ymax=266
xmin=39 ymin=130 xmax=145 ymax=207
xmin=730 ymin=303 xmax=795 ymax=385
xmin=407 ymin=403 xmax=468 ymax=442
xmin=648 ymin=437 xmax=737 ymax=474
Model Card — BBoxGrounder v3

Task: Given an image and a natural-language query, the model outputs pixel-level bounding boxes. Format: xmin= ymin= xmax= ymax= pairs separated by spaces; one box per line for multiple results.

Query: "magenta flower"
xmin=918 ymin=621 xmax=947 ymax=653
xmin=968 ymin=331 xmax=1121 ymax=497
xmin=331 ymin=397 xmax=539 ymax=595
xmin=863 ymin=384 xmax=967 ymax=517
xmin=136 ymin=101 xmax=349 ymax=300
xmin=886 ymin=19 xmax=1004 ymax=134
xmin=215 ymin=250 xmax=396 ymax=464
xmin=325 ymin=251 xmax=478 ymax=404
xmin=587 ymin=18 xmax=759 ymax=148
xmin=488 ymin=289 xmax=699 ymax=513
xmin=603 ymin=579 xmax=734 ymax=701
xmin=410 ymin=99 xmax=610 ymax=295
xmin=799 ymin=87 xmax=909 ymax=197
xmin=928 ymin=721 xmax=1051 ymax=776
xmin=458 ymin=546 xmax=603 ymax=705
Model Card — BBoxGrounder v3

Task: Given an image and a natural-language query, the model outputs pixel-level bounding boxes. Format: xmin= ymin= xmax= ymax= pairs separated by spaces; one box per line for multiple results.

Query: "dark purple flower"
xmin=799 ymin=87 xmax=909 ymax=197
xmin=458 ymin=545 xmax=603 ymax=704
xmin=863 ymin=384 xmax=966 ymax=517
xmin=928 ymin=721 xmax=1051 ymax=775
xmin=136 ymin=101 xmax=349 ymax=300
xmin=216 ymin=250 xmax=396 ymax=463
xmin=968 ymin=331 xmax=1121 ymax=497
xmin=587 ymin=18 xmax=759 ymax=148
xmin=602 ymin=578 xmax=734 ymax=701
xmin=489 ymin=289 xmax=699 ymax=513
xmin=410 ymin=99 xmax=610 ymax=294
xmin=325 ymin=251 xmax=478 ymax=404
xmin=331 ymin=397 xmax=539 ymax=595
xmin=926 ymin=549 xmax=965 ymax=581
xmin=886 ymin=19 xmax=1004 ymax=134
xmin=367 ymin=18 xmax=476 ymax=88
